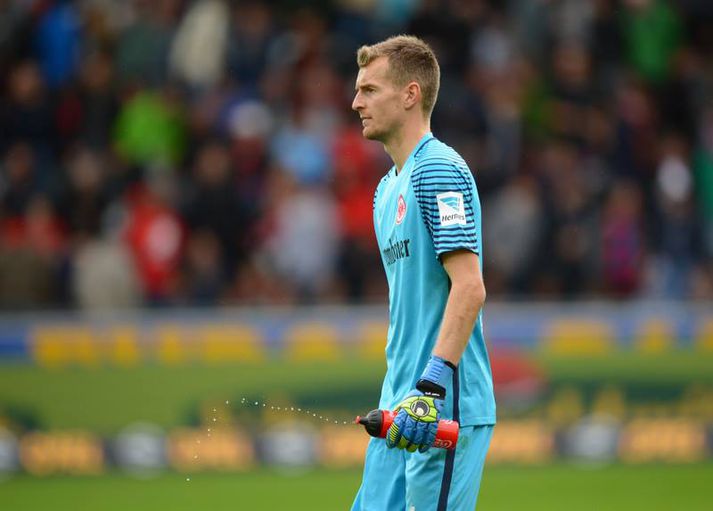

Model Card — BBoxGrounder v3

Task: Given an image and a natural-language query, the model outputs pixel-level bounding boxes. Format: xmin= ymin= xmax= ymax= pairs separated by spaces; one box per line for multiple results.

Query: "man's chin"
xmin=362 ymin=126 xmax=384 ymax=142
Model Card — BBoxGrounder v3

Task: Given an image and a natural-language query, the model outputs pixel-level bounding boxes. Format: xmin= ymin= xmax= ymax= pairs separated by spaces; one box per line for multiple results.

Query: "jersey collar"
xmin=411 ymin=132 xmax=434 ymax=162
xmin=397 ymin=132 xmax=434 ymax=175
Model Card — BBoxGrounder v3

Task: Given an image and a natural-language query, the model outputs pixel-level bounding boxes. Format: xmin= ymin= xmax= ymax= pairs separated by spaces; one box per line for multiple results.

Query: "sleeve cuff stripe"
xmin=436 ymin=243 xmax=479 ymax=250
xmin=414 ymin=180 xmax=471 ymax=188
xmin=415 ymin=157 xmax=466 ymax=167
xmin=436 ymin=246 xmax=479 ymax=255
xmin=434 ymin=235 xmax=478 ymax=241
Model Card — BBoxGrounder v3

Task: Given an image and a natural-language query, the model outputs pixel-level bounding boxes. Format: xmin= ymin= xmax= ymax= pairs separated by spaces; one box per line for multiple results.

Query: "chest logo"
xmin=382 ymin=236 xmax=411 ymax=266
xmin=395 ymin=194 xmax=407 ymax=225
xmin=436 ymin=191 xmax=467 ymax=226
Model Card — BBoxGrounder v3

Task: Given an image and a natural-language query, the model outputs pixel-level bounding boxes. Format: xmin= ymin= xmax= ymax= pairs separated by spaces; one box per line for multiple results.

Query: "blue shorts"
xmin=351 ymin=425 xmax=494 ymax=511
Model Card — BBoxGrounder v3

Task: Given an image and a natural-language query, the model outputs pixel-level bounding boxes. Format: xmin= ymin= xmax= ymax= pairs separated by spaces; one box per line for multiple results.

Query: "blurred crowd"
xmin=0 ymin=0 xmax=712 ymax=309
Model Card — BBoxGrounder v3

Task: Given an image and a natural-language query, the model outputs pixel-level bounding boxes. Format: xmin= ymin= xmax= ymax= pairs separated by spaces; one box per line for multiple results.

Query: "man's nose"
xmin=352 ymin=93 xmax=363 ymax=112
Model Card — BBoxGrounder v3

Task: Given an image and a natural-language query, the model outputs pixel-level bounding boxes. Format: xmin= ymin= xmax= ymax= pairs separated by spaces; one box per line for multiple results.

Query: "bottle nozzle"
xmin=355 ymin=409 xmax=385 ymax=437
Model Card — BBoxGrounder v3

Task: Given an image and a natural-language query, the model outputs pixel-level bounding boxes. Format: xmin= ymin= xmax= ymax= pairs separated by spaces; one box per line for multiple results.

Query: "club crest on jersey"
xmin=395 ymin=194 xmax=407 ymax=225
xmin=436 ymin=192 xmax=466 ymax=226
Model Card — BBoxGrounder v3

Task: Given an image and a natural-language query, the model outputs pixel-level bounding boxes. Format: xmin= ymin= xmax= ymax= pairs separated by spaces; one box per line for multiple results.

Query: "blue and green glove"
xmin=386 ymin=355 xmax=455 ymax=452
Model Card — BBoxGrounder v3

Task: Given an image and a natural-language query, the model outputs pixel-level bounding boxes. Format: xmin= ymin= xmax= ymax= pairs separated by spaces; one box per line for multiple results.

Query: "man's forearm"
xmin=432 ymin=279 xmax=485 ymax=365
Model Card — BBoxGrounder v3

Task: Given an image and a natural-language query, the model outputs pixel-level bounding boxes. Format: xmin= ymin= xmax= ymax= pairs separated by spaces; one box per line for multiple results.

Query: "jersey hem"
xmin=458 ymin=415 xmax=497 ymax=427
xmin=436 ymin=246 xmax=480 ymax=263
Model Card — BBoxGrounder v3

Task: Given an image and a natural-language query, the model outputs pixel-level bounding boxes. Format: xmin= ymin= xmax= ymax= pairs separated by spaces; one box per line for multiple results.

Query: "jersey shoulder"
xmin=411 ymin=139 xmax=473 ymax=186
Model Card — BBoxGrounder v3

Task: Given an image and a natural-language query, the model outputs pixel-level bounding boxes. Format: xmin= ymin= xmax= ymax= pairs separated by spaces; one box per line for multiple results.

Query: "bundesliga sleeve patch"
xmin=436 ymin=191 xmax=467 ymax=226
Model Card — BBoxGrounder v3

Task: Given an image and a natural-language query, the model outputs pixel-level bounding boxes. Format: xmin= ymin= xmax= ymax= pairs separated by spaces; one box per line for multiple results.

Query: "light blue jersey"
xmin=352 ymin=132 xmax=495 ymax=511
xmin=373 ymin=132 xmax=496 ymax=427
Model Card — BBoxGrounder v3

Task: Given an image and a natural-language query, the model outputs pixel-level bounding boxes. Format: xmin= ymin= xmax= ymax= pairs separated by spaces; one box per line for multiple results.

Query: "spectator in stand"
xmin=72 ymin=236 xmax=141 ymax=310
xmin=122 ymin=177 xmax=184 ymax=305
xmin=484 ymin=175 xmax=544 ymax=296
xmin=226 ymin=0 xmax=275 ymax=88
xmin=180 ymin=228 xmax=224 ymax=305
xmin=331 ymin=119 xmax=386 ymax=301
xmin=1 ymin=142 xmax=37 ymax=217
xmin=0 ymin=142 xmax=66 ymax=308
xmin=537 ymin=141 xmax=599 ymax=297
xmin=650 ymin=133 xmax=703 ymax=298
xmin=600 ymin=180 xmax=645 ymax=297
xmin=0 ymin=0 xmax=33 ymax=78
xmin=0 ymin=61 xmax=53 ymax=156
xmin=113 ymin=85 xmax=187 ymax=168
xmin=181 ymin=139 xmax=247 ymax=277
xmin=622 ymin=0 xmax=683 ymax=85
xmin=115 ymin=0 xmax=180 ymax=88
xmin=34 ymin=0 xmax=83 ymax=90
xmin=169 ymin=0 xmax=231 ymax=92
xmin=63 ymin=50 xmax=119 ymax=150
xmin=694 ymin=107 xmax=713 ymax=264
xmin=57 ymin=145 xmax=111 ymax=238
xmin=260 ymin=171 xmax=339 ymax=303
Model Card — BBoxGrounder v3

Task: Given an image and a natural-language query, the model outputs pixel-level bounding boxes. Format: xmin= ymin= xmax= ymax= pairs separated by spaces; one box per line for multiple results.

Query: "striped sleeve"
xmin=411 ymin=159 xmax=479 ymax=258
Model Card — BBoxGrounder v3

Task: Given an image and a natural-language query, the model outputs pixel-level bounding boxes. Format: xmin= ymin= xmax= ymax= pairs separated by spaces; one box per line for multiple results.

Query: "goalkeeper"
xmin=350 ymin=35 xmax=496 ymax=510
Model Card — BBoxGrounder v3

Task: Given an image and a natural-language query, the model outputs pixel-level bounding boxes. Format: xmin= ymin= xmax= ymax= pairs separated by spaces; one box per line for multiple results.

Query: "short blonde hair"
xmin=357 ymin=35 xmax=440 ymax=118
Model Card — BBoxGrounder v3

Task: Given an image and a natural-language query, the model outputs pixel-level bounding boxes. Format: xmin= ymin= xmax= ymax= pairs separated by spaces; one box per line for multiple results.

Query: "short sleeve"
xmin=411 ymin=161 xmax=479 ymax=258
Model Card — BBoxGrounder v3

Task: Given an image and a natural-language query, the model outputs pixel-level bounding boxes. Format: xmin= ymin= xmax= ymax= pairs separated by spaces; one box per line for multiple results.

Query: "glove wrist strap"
xmin=416 ymin=355 xmax=455 ymax=399
xmin=416 ymin=378 xmax=446 ymax=399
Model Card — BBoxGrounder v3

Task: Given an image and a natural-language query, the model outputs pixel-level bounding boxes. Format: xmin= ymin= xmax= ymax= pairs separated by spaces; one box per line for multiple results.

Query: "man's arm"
xmin=432 ymin=249 xmax=486 ymax=365
xmin=385 ymin=249 xmax=485 ymax=452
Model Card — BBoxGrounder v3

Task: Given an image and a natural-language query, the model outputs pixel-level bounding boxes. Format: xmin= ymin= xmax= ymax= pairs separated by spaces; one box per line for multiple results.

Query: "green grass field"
xmin=3 ymin=463 xmax=712 ymax=511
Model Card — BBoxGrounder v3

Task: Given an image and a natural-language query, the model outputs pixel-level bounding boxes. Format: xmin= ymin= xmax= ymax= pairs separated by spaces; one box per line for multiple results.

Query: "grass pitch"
xmin=2 ymin=463 xmax=712 ymax=511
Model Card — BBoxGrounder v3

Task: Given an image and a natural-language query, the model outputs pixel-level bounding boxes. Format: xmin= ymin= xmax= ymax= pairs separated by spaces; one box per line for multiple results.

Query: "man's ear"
xmin=403 ymin=82 xmax=421 ymax=111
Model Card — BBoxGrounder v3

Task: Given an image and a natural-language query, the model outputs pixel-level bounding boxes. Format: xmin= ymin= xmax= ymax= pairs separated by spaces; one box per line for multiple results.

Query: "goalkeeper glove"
xmin=386 ymin=355 xmax=454 ymax=452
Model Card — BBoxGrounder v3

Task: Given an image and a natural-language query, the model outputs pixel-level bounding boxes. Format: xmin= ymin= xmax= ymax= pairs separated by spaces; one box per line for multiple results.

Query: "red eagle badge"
xmin=395 ymin=194 xmax=407 ymax=225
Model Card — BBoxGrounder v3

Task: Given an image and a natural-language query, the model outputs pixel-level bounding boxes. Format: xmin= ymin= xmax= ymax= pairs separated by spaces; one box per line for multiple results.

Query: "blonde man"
xmin=351 ymin=35 xmax=496 ymax=510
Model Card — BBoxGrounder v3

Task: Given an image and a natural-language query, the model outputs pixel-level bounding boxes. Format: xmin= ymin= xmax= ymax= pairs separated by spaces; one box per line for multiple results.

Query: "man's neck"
xmin=385 ymin=121 xmax=431 ymax=173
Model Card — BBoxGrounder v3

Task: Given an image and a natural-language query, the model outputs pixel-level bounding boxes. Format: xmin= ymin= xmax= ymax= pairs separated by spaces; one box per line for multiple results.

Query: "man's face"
xmin=352 ymin=57 xmax=405 ymax=142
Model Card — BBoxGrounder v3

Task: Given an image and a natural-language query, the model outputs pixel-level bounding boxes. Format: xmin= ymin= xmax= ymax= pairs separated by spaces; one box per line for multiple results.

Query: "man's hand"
xmin=386 ymin=355 xmax=454 ymax=452
xmin=386 ymin=393 xmax=442 ymax=452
